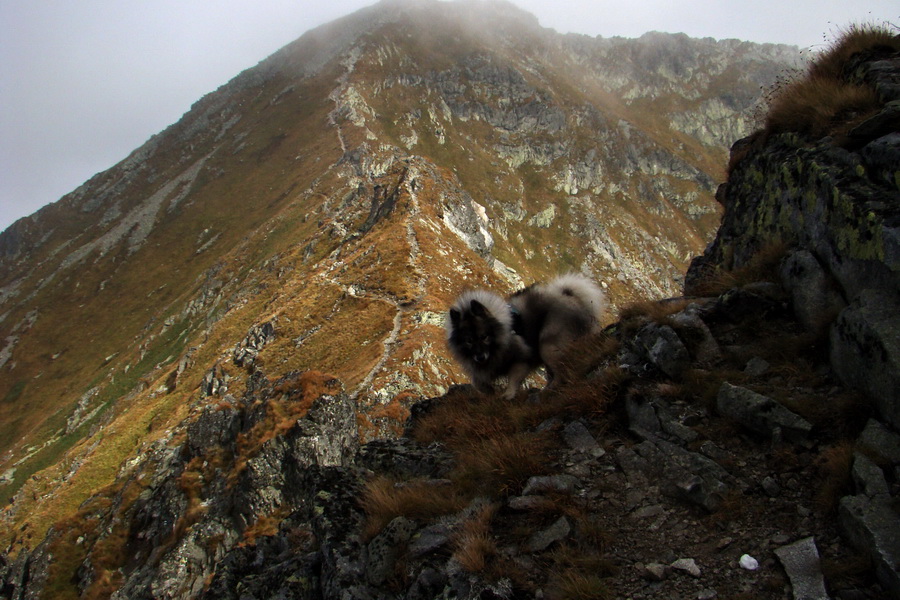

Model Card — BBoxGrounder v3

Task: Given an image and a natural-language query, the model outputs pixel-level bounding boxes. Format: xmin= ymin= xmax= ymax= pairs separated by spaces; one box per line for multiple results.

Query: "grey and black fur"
xmin=447 ymin=274 xmax=606 ymax=399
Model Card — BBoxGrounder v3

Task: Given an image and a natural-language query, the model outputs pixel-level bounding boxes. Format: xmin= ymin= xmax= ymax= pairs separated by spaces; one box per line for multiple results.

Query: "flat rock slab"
xmin=830 ymin=290 xmax=900 ymax=430
xmin=521 ymin=474 xmax=579 ymax=496
xmin=716 ymin=383 xmax=812 ymax=439
xmin=857 ymin=418 xmax=900 ymax=464
xmin=562 ymin=420 xmax=600 ymax=452
xmin=839 ymin=495 xmax=900 ymax=597
xmin=774 ymin=537 xmax=830 ymax=600
xmin=527 ymin=516 xmax=571 ymax=553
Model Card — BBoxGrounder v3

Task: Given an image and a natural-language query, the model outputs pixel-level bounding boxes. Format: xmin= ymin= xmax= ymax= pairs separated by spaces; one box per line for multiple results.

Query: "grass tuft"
xmin=815 ymin=442 xmax=855 ymax=513
xmin=453 ymin=431 xmax=553 ymax=498
xmin=360 ymin=476 xmax=468 ymax=540
xmin=764 ymin=78 xmax=881 ymax=140
xmin=551 ymin=332 xmax=621 ymax=385
xmin=809 ymin=23 xmax=900 ymax=80
xmin=452 ymin=503 xmax=498 ymax=573
xmin=617 ymin=298 xmax=691 ymax=325
xmin=687 ymin=242 xmax=789 ymax=298
xmin=759 ymin=23 xmax=899 ymax=143
xmin=240 ymin=506 xmax=292 ymax=546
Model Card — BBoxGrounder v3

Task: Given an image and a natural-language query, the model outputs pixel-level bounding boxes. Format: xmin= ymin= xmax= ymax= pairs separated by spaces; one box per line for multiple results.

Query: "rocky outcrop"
xmin=687 ymin=40 xmax=900 ymax=597
xmin=5 ymin=258 xmax=898 ymax=599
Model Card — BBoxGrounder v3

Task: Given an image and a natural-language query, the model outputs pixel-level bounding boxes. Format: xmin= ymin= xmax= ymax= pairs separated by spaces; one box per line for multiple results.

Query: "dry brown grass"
xmin=547 ymin=570 xmax=612 ymax=600
xmin=361 ymin=476 xmax=468 ymax=540
xmin=546 ymin=543 xmax=617 ymax=600
xmin=617 ymin=298 xmax=692 ymax=324
xmin=764 ymin=78 xmax=881 ymax=139
xmin=367 ymin=391 xmax=416 ymax=423
xmin=809 ymin=23 xmax=900 ymax=80
xmin=230 ymin=370 xmax=342 ymax=485
xmin=453 ymin=430 xmax=553 ymax=498
xmin=687 ymin=242 xmax=789 ymax=298
xmin=815 ymin=442 xmax=855 ymax=513
xmin=40 ymin=494 xmax=115 ymax=600
xmin=452 ymin=503 xmax=499 ymax=573
xmin=411 ymin=391 xmax=529 ymax=447
xmin=760 ymin=24 xmax=898 ymax=143
xmin=240 ymin=505 xmax=292 ymax=546
xmin=408 ymin=352 xmax=622 ymax=501
xmin=539 ymin=367 xmax=624 ymax=423
xmin=172 ymin=456 xmax=209 ymax=543
xmin=551 ymin=331 xmax=621 ymax=384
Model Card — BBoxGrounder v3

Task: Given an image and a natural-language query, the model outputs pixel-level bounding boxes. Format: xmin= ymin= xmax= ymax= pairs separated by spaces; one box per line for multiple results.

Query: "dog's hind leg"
xmin=539 ymin=333 xmax=576 ymax=390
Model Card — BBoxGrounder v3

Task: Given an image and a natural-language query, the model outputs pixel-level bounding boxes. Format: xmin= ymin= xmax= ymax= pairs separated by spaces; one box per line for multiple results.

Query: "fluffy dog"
xmin=447 ymin=273 xmax=606 ymax=399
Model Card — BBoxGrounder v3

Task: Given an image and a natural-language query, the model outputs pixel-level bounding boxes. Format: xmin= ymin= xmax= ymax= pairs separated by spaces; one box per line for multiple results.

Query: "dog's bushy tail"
xmin=545 ymin=273 xmax=607 ymax=323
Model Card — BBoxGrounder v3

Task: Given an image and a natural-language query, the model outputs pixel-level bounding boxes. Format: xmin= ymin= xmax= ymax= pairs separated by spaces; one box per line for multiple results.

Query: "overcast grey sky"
xmin=1 ymin=0 xmax=896 ymax=232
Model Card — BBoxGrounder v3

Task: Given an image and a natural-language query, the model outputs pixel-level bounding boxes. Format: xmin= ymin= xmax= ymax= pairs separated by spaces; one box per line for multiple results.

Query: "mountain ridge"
xmin=0 ymin=0 xmax=806 ymax=571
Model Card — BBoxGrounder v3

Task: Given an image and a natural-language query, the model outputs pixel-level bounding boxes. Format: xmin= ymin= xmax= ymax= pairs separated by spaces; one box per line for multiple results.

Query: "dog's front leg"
xmin=501 ymin=363 xmax=531 ymax=399
xmin=471 ymin=372 xmax=496 ymax=396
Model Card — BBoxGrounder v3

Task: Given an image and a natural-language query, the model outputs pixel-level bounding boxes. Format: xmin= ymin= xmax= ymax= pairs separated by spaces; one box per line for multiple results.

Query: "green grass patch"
xmin=2 ymin=380 xmax=26 ymax=405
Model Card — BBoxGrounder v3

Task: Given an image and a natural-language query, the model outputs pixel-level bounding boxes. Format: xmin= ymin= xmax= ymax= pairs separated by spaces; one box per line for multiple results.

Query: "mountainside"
xmin=0 ymin=0 xmax=810 ymax=592
xmin=4 ymin=18 xmax=899 ymax=593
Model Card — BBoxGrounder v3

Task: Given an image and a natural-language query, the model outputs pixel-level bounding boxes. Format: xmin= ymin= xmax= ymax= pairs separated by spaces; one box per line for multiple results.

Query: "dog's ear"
xmin=449 ymin=308 xmax=461 ymax=325
xmin=469 ymin=299 xmax=487 ymax=317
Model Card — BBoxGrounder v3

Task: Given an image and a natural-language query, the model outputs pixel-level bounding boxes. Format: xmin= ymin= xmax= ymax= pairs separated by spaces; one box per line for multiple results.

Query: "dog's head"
xmin=447 ymin=290 xmax=512 ymax=371
xmin=449 ymin=299 xmax=503 ymax=366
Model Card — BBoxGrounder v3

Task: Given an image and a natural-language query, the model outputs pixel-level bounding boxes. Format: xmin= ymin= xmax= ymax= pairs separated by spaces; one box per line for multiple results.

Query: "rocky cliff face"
xmin=685 ymin=33 xmax=900 ymax=597
xmin=687 ymin=42 xmax=900 ymax=432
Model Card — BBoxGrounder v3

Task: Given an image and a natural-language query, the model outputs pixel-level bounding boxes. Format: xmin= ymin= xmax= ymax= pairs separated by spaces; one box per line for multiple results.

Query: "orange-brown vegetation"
xmin=815 ymin=442 xmax=856 ymax=513
xmin=616 ymin=298 xmax=692 ymax=325
xmin=240 ymin=505 xmax=292 ymax=547
xmin=360 ymin=476 xmax=469 ymax=540
xmin=808 ymin=24 xmax=900 ymax=80
xmin=453 ymin=430 xmax=553 ymax=498
xmin=550 ymin=331 xmax=620 ymax=385
xmin=757 ymin=24 xmax=899 ymax=146
xmin=452 ymin=502 xmax=499 ymax=573
xmin=764 ymin=78 xmax=881 ymax=140
xmin=39 ymin=475 xmax=155 ymax=600
xmin=686 ymin=242 xmax=789 ymax=297
xmin=235 ymin=370 xmax=342 ymax=466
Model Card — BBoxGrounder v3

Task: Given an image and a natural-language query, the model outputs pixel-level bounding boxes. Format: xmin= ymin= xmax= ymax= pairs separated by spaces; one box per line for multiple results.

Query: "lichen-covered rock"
xmin=0 ymin=534 xmax=55 ymax=600
xmin=779 ymin=249 xmax=846 ymax=333
xmin=199 ymin=529 xmax=320 ymax=600
xmin=185 ymin=403 xmax=241 ymax=458
xmin=366 ymin=516 xmax=416 ymax=586
xmin=687 ymin=132 xmax=900 ymax=302
xmin=356 ymin=437 xmax=454 ymax=479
